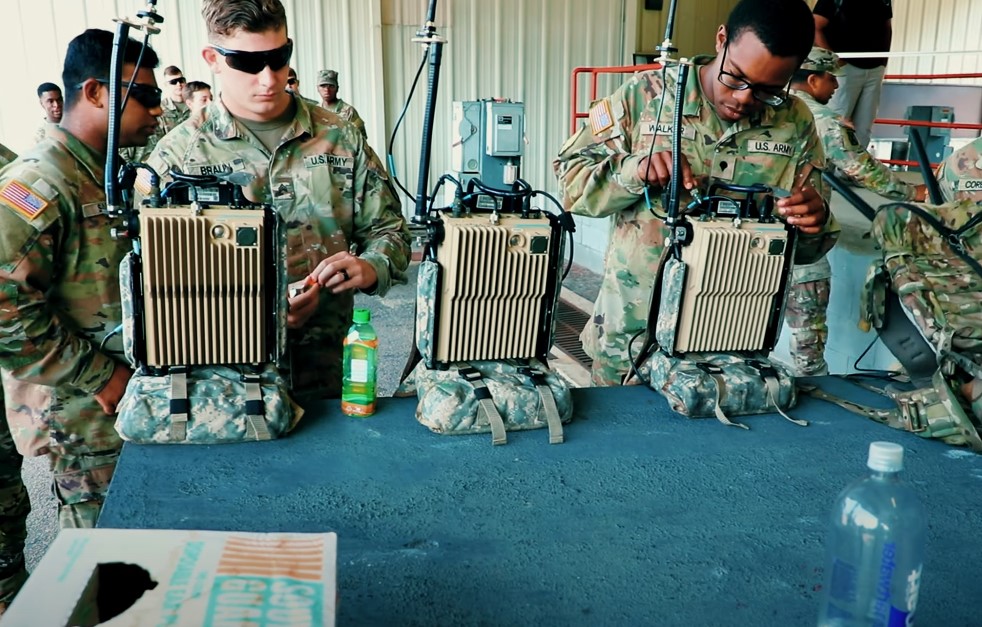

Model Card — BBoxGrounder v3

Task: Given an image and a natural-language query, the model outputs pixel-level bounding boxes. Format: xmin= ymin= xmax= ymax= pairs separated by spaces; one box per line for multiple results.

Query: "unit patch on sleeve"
xmin=0 ymin=180 xmax=49 ymax=220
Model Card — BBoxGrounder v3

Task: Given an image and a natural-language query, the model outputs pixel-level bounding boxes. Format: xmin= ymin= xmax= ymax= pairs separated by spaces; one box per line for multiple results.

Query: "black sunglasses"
xmin=211 ymin=39 xmax=294 ymax=74
xmin=168 ymin=76 xmax=187 ymax=86
xmin=286 ymin=78 xmax=298 ymax=85
xmin=79 ymin=78 xmax=162 ymax=110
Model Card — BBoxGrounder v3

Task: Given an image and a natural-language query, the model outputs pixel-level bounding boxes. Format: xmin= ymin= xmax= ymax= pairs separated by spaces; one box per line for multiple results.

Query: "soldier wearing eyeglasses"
xmin=554 ymin=0 xmax=841 ymax=386
xmin=142 ymin=0 xmax=410 ymax=403
xmin=0 ymin=27 xmax=161 ymax=571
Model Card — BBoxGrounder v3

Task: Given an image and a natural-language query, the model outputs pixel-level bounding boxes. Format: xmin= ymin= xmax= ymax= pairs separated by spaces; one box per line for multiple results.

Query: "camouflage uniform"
xmin=321 ymin=98 xmax=367 ymax=139
xmin=0 ymin=144 xmax=28 ymax=612
xmin=0 ymin=127 xmax=129 ymax=529
xmin=33 ymin=122 xmax=57 ymax=145
xmin=937 ymin=135 xmax=982 ymax=204
xmin=554 ymin=56 xmax=839 ymax=385
xmin=121 ymin=96 xmax=190 ymax=163
xmin=785 ymin=47 xmax=917 ymax=376
xmin=144 ymin=97 xmax=410 ymax=401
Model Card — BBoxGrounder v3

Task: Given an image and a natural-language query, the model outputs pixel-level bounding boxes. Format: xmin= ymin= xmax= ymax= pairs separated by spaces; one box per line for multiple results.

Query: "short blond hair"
xmin=201 ymin=0 xmax=287 ymax=40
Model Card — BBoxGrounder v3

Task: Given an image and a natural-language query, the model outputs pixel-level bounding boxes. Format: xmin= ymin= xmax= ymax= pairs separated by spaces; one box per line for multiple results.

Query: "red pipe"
xmin=873 ymin=118 xmax=982 ymax=131
xmin=885 ymin=72 xmax=982 ymax=81
xmin=570 ymin=64 xmax=663 ymax=134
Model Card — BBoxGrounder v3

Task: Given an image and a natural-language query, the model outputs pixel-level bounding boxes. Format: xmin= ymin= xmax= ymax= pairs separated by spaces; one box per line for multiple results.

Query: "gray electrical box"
xmin=449 ymin=100 xmax=525 ymax=207
xmin=905 ymin=105 xmax=954 ymax=165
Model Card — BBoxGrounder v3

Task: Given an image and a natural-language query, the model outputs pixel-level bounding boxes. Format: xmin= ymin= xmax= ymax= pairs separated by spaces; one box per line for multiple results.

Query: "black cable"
xmin=850 ymin=334 xmax=902 ymax=378
xmin=387 ymin=50 xmax=429 ymax=201
xmin=532 ymin=190 xmax=576 ymax=280
xmin=625 ymin=328 xmax=650 ymax=386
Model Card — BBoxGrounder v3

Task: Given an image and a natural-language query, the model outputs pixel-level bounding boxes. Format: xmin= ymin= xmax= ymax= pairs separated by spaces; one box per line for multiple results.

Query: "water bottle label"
xmin=351 ymin=358 xmax=369 ymax=383
xmin=887 ymin=606 xmax=911 ymax=627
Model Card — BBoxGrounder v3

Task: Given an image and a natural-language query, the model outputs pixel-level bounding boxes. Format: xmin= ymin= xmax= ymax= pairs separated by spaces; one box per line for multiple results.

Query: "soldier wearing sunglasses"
xmin=121 ymin=65 xmax=190 ymax=163
xmin=554 ymin=0 xmax=841 ymax=386
xmin=0 ymin=28 xmax=161 ymax=551
xmin=142 ymin=0 xmax=410 ymax=403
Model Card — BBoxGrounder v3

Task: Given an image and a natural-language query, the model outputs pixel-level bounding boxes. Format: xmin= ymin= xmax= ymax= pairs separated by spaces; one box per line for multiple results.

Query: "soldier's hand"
xmin=287 ymin=281 xmax=321 ymax=329
xmin=778 ymin=185 xmax=827 ymax=234
xmin=94 ymin=363 xmax=133 ymax=415
xmin=309 ymin=251 xmax=378 ymax=294
xmin=636 ymin=151 xmax=695 ymax=190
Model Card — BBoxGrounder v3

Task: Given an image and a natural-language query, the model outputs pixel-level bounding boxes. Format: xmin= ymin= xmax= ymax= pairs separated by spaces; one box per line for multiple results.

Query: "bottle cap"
xmin=867 ymin=441 xmax=904 ymax=472
xmin=353 ymin=308 xmax=371 ymax=324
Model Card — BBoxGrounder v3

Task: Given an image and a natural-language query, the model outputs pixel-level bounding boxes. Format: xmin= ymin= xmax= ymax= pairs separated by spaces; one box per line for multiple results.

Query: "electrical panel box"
xmin=906 ymin=105 xmax=954 ymax=164
xmin=448 ymin=100 xmax=525 ymax=208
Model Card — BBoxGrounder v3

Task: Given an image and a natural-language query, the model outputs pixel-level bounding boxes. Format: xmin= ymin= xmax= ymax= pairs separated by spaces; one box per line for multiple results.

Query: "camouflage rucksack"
xmin=399 ymin=258 xmax=571 ymax=445
xmin=854 ymin=199 xmax=982 ymax=451
xmin=115 ymin=363 xmax=300 ymax=444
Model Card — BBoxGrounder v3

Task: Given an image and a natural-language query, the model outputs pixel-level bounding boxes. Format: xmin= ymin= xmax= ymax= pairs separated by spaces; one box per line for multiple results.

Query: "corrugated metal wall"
xmin=890 ymin=0 xmax=982 ymax=86
xmin=380 ymin=0 xmax=629 ymax=269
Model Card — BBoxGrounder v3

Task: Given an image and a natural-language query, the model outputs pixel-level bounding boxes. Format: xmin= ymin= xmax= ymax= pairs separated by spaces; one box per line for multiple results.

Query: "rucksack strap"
xmin=242 ymin=373 xmax=271 ymax=441
xmin=521 ymin=367 xmax=565 ymax=444
xmin=745 ymin=359 xmax=808 ymax=427
xmin=696 ymin=362 xmax=749 ymax=430
xmin=459 ymin=366 xmax=507 ymax=445
xmin=799 ymin=378 xmax=982 ymax=453
xmin=168 ymin=368 xmax=189 ymax=441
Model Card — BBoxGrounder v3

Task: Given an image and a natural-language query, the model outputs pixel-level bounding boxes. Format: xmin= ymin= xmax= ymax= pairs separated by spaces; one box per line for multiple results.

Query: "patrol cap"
xmin=318 ymin=69 xmax=339 ymax=86
xmin=800 ymin=46 xmax=845 ymax=76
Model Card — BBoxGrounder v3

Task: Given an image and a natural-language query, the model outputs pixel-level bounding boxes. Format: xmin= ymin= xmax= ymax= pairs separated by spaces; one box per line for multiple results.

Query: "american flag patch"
xmin=0 ymin=181 xmax=48 ymax=220
xmin=589 ymin=99 xmax=615 ymax=136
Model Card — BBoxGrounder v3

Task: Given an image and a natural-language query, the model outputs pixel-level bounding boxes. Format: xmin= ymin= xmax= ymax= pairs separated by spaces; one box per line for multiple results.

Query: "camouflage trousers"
xmin=0 ymin=394 xmax=28 ymax=611
xmin=785 ymin=277 xmax=831 ymax=376
xmin=50 ymin=450 xmax=118 ymax=529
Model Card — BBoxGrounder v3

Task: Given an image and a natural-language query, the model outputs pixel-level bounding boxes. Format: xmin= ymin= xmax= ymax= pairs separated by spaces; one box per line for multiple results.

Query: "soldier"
xmin=317 ymin=69 xmax=367 ymax=138
xmin=554 ymin=0 xmax=839 ymax=386
xmin=183 ymin=80 xmax=213 ymax=116
xmin=936 ymin=136 xmax=982 ymax=204
xmin=784 ymin=46 xmax=926 ymax=376
xmin=286 ymin=67 xmax=319 ymax=107
xmin=142 ymin=0 xmax=410 ymax=403
xmin=121 ymin=65 xmax=190 ymax=163
xmin=0 ymin=29 xmax=161 ymax=529
xmin=0 ymin=146 xmax=28 ymax=615
xmin=33 ymin=83 xmax=64 ymax=144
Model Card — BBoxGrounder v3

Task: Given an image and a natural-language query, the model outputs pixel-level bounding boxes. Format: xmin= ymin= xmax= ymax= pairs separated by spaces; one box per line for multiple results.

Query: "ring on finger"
xmin=340 ymin=269 xmax=350 ymax=282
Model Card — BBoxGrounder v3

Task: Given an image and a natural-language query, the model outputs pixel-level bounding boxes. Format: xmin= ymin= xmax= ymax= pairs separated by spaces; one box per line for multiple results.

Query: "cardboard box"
xmin=1 ymin=529 xmax=337 ymax=626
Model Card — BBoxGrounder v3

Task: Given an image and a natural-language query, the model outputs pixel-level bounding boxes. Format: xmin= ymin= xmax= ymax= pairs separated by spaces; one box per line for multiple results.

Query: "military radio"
xmin=104 ymin=2 xmax=291 ymax=443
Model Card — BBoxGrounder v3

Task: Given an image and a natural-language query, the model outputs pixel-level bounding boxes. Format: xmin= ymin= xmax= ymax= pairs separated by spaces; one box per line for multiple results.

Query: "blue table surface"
xmin=99 ymin=378 xmax=982 ymax=626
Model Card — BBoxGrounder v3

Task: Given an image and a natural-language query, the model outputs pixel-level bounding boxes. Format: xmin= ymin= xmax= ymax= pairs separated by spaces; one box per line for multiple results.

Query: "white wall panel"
xmin=890 ymin=0 xmax=982 ymax=86
xmin=381 ymin=0 xmax=628 ymax=269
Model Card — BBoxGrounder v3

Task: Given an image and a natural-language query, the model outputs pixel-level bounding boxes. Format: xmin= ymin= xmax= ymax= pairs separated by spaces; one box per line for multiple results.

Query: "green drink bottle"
xmin=341 ymin=308 xmax=378 ymax=416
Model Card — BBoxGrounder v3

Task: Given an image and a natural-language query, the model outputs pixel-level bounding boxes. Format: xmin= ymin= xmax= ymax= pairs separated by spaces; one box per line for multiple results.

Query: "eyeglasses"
xmin=168 ymin=76 xmax=187 ymax=86
xmin=286 ymin=78 xmax=298 ymax=85
xmin=79 ymin=78 xmax=162 ymax=110
xmin=210 ymin=39 xmax=294 ymax=74
xmin=716 ymin=42 xmax=789 ymax=107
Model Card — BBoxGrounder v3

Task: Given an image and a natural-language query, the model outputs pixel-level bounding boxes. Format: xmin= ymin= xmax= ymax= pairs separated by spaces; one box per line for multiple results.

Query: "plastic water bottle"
xmin=817 ymin=441 xmax=926 ymax=627
xmin=341 ymin=308 xmax=378 ymax=417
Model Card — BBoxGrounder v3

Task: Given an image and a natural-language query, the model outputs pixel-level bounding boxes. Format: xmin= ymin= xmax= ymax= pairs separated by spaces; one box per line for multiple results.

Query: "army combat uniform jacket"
xmin=937 ymin=135 xmax=982 ymax=203
xmin=554 ymin=57 xmax=840 ymax=383
xmin=321 ymin=98 xmax=367 ymax=139
xmin=792 ymin=89 xmax=915 ymax=202
xmin=790 ymin=89 xmax=916 ymax=285
xmin=145 ymin=95 xmax=410 ymax=400
xmin=121 ymin=96 xmax=190 ymax=163
xmin=0 ymin=127 xmax=128 ymax=461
